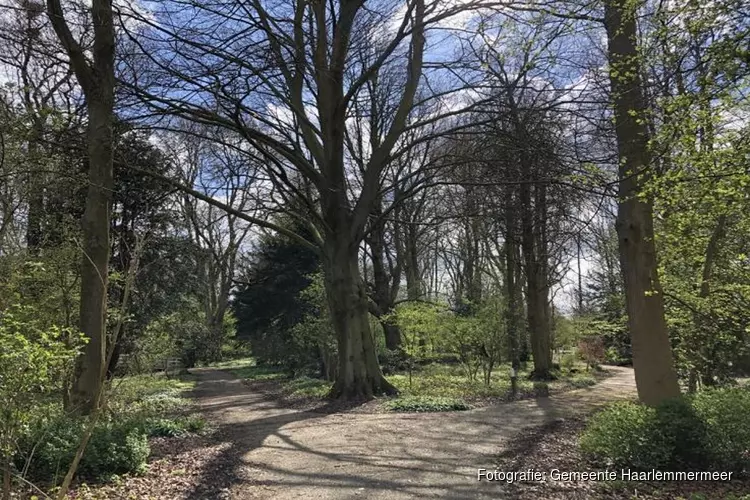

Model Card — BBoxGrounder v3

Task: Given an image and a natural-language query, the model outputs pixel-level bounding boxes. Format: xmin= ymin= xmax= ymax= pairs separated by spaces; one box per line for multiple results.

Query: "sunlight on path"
xmin=190 ymin=367 xmax=636 ymax=499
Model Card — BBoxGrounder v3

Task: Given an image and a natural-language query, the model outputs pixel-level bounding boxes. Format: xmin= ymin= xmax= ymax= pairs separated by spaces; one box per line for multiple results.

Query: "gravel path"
xmin=187 ymin=366 xmax=636 ymax=499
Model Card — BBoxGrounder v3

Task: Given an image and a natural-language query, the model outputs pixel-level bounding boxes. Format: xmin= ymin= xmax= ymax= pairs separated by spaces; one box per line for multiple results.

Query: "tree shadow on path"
xmin=182 ymin=366 xmax=636 ymax=499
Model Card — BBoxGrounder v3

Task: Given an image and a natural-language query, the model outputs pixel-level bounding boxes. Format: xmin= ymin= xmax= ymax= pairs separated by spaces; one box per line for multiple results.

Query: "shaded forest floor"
xmin=70 ymin=365 xmax=641 ymax=499
xmin=223 ymin=359 xmax=614 ymax=414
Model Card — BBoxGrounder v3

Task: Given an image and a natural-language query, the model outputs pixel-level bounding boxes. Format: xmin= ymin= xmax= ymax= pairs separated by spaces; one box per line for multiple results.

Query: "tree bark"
xmin=324 ymin=240 xmax=397 ymax=399
xmin=70 ymin=99 xmax=113 ymax=413
xmin=47 ymin=0 xmax=115 ymax=414
xmin=604 ymin=0 xmax=681 ymax=406
xmin=520 ymin=180 xmax=552 ymax=379
xmin=505 ymin=188 xmax=521 ymax=394
xmin=368 ymin=206 xmax=401 ymax=350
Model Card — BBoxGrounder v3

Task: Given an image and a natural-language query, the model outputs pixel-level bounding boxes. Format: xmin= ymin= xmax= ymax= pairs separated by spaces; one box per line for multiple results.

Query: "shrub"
xmin=569 ymin=375 xmax=596 ymax=389
xmin=0 ymin=304 xmax=83 ymax=486
xmin=180 ymin=414 xmax=207 ymax=434
xmin=578 ymin=336 xmax=606 ymax=370
xmin=652 ymin=398 xmax=708 ymax=468
xmin=581 ymin=389 xmax=750 ymax=471
xmin=560 ymin=353 xmax=576 ymax=372
xmin=384 ymin=396 xmax=470 ymax=412
xmin=143 ymin=418 xmax=186 ymax=437
xmin=85 ymin=423 xmax=150 ymax=477
xmin=580 ymin=402 xmax=673 ymax=469
xmin=692 ymin=387 xmax=750 ymax=470
xmin=16 ymin=415 xmax=82 ymax=482
xmin=19 ymin=417 xmax=151 ymax=481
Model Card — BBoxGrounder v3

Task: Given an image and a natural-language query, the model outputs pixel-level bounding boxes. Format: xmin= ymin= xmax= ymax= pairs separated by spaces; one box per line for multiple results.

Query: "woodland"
xmin=0 ymin=0 xmax=749 ymax=498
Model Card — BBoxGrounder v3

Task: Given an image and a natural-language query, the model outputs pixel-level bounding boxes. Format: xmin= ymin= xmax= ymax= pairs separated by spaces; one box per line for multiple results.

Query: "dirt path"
xmin=187 ymin=367 xmax=636 ymax=499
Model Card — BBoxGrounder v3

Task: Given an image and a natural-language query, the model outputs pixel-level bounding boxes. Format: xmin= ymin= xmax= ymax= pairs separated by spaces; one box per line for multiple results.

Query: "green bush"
xmin=569 ymin=375 xmax=597 ymax=388
xmin=692 ymin=387 xmax=750 ymax=470
xmin=143 ymin=417 xmax=186 ymax=437
xmin=560 ymin=353 xmax=576 ymax=372
xmin=580 ymin=401 xmax=674 ymax=469
xmin=384 ymin=396 xmax=470 ymax=412
xmin=16 ymin=415 xmax=82 ymax=482
xmin=19 ymin=417 xmax=150 ymax=481
xmin=653 ymin=397 xmax=709 ymax=468
xmin=581 ymin=389 xmax=750 ymax=471
xmin=180 ymin=414 xmax=207 ymax=434
xmin=86 ymin=423 xmax=150 ymax=477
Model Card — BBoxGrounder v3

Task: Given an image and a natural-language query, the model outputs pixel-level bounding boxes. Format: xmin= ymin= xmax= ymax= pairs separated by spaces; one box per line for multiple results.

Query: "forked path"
xmin=189 ymin=367 xmax=636 ymax=499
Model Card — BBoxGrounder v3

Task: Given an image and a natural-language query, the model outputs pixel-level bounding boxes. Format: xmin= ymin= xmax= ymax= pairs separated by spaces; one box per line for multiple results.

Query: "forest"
xmin=0 ymin=0 xmax=749 ymax=498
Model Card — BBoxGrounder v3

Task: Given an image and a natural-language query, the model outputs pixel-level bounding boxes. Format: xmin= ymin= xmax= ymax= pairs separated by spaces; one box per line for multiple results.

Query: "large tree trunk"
xmin=605 ymin=0 xmax=681 ymax=406
xmin=323 ymin=240 xmax=397 ymax=400
xmin=69 ymin=99 xmax=113 ymax=413
xmin=520 ymin=183 xmax=552 ymax=380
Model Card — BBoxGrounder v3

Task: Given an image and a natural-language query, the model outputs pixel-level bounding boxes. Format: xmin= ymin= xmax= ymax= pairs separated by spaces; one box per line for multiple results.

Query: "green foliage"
xmin=560 ymin=353 xmax=576 ymax=372
xmin=284 ymin=376 xmax=331 ymax=397
xmin=391 ymin=298 xmax=508 ymax=386
xmin=141 ymin=414 xmax=206 ymax=437
xmin=85 ymin=423 xmax=151 ymax=477
xmin=16 ymin=373 xmax=199 ymax=483
xmin=0 ymin=303 xmax=83 ymax=480
xmin=388 ymin=302 xmax=445 ymax=387
xmin=692 ymin=387 xmax=750 ymax=470
xmin=580 ymin=402 xmax=682 ymax=469
xmin=384 ymin=396 xmax=470 ymax=412
xmin=18 ymin=417 xmax=150 ymax=481
xmin=288 ymin=273 xmax=337 ymax=378
xmin=581 ymin=388 xmax=750 ymax=471
xmin=130 ymin=298 xmax=229 ymax=370
xmin=568 ymin=375 xmax=597 ymax=388
xmin=233 ymin=223 xmax=320 ymax=369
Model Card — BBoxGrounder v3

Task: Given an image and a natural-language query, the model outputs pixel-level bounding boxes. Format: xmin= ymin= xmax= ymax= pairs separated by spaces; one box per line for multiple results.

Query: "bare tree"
xmin=170 ymin=129 xmax=256 ymax=363
xmin=120 ymin=0 xmax=490 ymax=398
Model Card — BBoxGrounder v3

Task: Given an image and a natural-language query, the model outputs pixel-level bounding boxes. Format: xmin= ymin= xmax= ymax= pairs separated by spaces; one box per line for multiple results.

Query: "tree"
xmin=122 ymin=0 xmax=487 ymax=399
xmin=233 ymin=223 xmax=320 ymax=370
xmin=46 ymin=0 xmax=116 ymax=414
xmin=604 ymin=0 xmax=681 ymax=405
